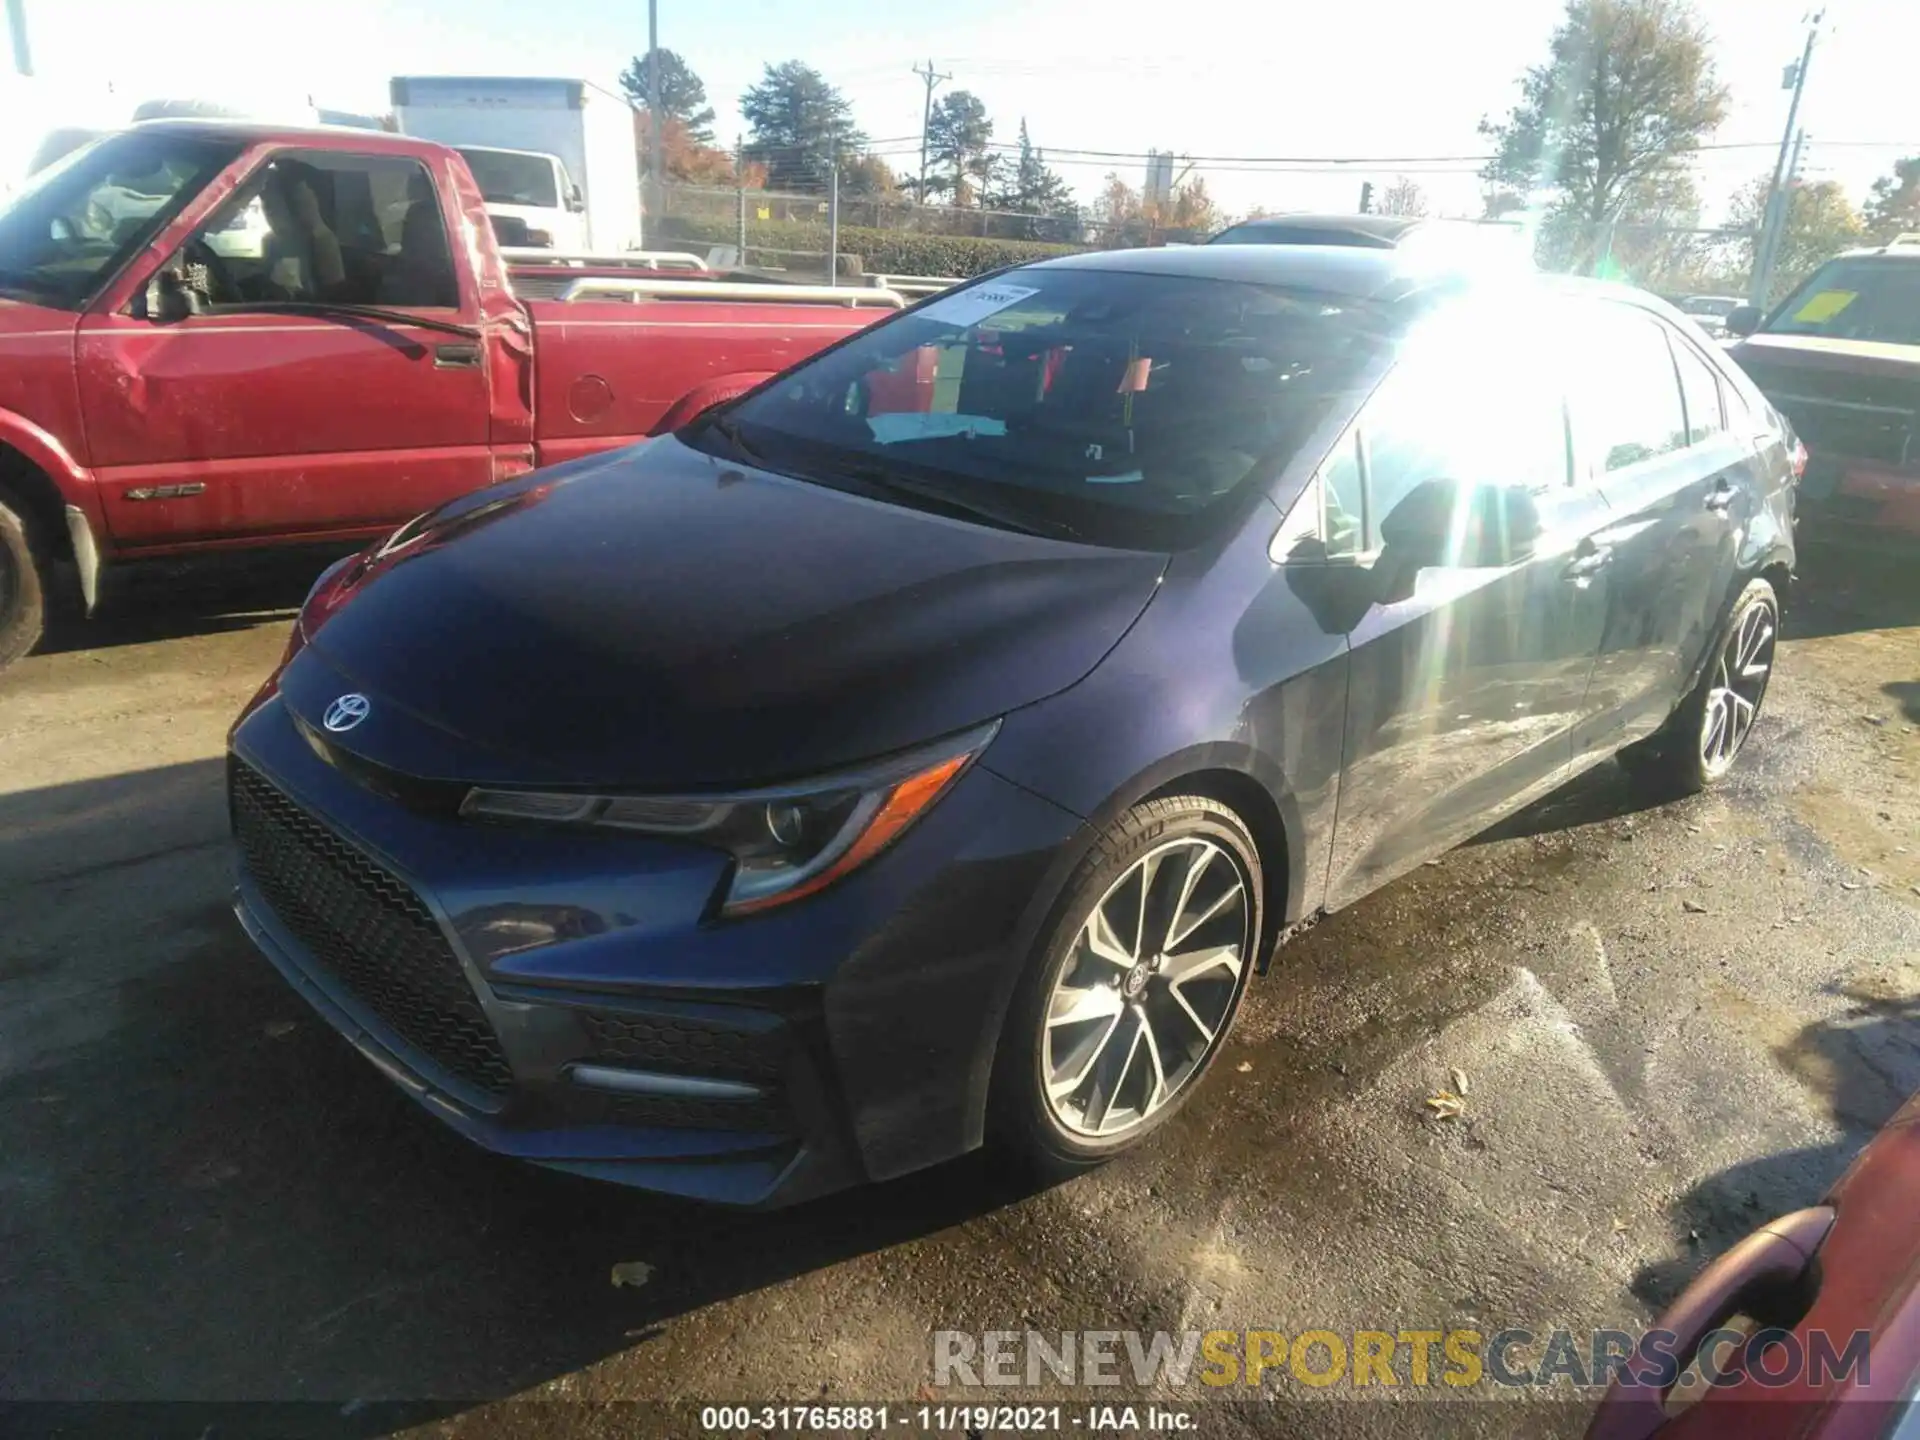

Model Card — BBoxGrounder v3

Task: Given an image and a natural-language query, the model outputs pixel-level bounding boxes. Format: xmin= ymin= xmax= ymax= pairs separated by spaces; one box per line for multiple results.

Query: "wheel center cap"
xmin=1123 ymin=960 xmax=1153 ymax=999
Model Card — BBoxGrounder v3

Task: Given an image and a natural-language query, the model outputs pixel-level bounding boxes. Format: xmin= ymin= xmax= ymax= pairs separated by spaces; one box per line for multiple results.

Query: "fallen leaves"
xmin=610 ymin=1261 xmax=655 ymax=1290
xmin=1682 ymin=898 xmax=1710 ymax=914
xmin=1449 ymin=1067 xmax=1471 ymax=1098
xmin=1425 ymin=1092 xmax=1467 ymax=1121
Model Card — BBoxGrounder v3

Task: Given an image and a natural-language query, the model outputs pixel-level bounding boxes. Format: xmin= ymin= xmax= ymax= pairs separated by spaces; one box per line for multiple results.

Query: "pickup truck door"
xmin=75 ymin=147 xmax=498 ymax=549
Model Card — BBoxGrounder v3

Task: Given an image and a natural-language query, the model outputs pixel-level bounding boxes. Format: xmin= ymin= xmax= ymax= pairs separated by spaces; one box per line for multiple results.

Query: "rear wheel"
xmin=990 ymin=796 xmax=1262 ymax=1177
xmin=1619 ymin=577 xmax=1779 ymax=796
xmin=0 ymin=492 xmax=50 ymax=670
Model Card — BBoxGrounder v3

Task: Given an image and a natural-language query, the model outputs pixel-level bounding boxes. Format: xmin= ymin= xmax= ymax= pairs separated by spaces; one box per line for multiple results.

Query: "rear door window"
xmin=1670 ymin=336 xmax=1727 ymax=445
xmin=1569 ymin=307 xmax=1689 ymax=474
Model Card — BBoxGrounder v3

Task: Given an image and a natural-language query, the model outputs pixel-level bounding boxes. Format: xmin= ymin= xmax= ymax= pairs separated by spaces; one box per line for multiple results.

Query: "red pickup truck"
xmin=0 ymin=120 xmax=895 ymax=666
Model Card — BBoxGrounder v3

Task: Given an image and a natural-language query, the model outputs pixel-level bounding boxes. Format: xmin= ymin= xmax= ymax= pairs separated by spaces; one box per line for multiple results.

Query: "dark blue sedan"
xmin=228 ymin=245 xmax=1801 ymax=1205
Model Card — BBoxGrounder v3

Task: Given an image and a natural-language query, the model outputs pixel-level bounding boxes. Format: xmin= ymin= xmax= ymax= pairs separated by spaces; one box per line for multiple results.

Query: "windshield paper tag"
xmin=916 ymin=283 xmax=1041 ymax=328
xmin=1792 ymin=290 xmax=1857 ymax=323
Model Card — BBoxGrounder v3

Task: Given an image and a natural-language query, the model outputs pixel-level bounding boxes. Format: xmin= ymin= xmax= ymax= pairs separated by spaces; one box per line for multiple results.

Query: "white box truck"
xmin=389 ymin=75 xmax=643 ymax=253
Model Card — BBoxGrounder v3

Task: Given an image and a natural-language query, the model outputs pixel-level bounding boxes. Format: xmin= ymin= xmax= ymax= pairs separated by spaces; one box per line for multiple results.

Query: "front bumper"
xmin=227 ymin=695 xmax=1084 ymax=1206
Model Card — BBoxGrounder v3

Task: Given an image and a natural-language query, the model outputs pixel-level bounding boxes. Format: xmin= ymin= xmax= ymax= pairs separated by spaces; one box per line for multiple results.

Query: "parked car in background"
xmin=226 ymin=245 xmax=1799 ymax=1207
xmin=1207 ymin=213 xmax=1534 ymax=270
xmin=0 ymin=120 xmax=899 ymax=667
xmin=390 ymin=76 xmax=642 ymax=253
xmin=1589 ymin=1086 xmax=1920 ymax=1438
xmin=1675 ymin=294 xmax=1745 ymax=339
xmin=1724 ymin=234 xmax=1920 ymax=552
xmin=1208 ymin=213 xmax=1429 ymax=248
xmin=450 ymin=144 xmax=579 ymax=250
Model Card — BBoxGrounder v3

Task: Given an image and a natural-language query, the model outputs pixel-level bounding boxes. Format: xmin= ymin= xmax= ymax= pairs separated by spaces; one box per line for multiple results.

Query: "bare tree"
xmin=1376 ymin=176 xmax=1429 ymax=217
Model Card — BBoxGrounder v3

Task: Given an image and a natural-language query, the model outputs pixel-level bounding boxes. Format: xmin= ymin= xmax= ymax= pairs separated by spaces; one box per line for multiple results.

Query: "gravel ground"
xmin=1 ymin=549 xmax=1915 ymax=1439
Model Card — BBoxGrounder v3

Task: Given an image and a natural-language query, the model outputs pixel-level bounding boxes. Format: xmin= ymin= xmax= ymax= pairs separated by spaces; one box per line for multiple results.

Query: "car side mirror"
xmin=1724 ymin=304 xmax=1761 ymax=338
xmin=142 ymin=265 xmax=207 ymax=323
xmin=566 ymin=183 xmax=585 ymax=213
xmin=1378 ymin=477 xmax=1542 ymax=578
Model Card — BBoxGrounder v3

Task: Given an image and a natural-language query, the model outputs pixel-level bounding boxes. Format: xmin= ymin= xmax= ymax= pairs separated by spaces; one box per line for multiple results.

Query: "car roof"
xmin=1211 ymin=213 xmax=1426 ymax=247
xmin=1027 ymin=241 xmax=1449 ymax=300
xmin=1834 ymin=235 xmax=1920 ymax=262
xmin=125 ymin=118 xmax=448 ymax=157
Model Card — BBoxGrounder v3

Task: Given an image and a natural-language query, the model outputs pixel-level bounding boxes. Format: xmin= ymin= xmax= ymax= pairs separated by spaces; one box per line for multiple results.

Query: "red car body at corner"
xmin=1589 ymin=1088 xmax=1920 ymax=1439
xmin=0 ymin=120 xmax=875 ymax=576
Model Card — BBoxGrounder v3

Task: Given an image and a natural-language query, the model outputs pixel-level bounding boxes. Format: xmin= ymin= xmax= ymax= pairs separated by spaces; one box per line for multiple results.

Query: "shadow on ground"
xmin=0 ymin=760 xmax=1038 ymax=1424
xmin=1629 ymin=985 xmax=1920 ymax=1312
xmin=38 ymin=546 xmax=353 ymax=655
xmin=1784 ymin=546 xmax=1920 ymax=642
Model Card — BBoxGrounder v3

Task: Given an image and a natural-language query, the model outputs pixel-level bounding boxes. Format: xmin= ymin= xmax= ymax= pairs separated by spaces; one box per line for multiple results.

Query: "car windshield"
xmin=0 ymin=129 xmax=238 ymax=309
xmin=457 ymin=148 xmax=560 ymax=209
xmin=1682 ymin=296 xmax=1739 ymax=317
xmin=1763 ymin=258 xmax=1920 ymax=346
xmin=690 ymin=267 xmax=1399 ymax=549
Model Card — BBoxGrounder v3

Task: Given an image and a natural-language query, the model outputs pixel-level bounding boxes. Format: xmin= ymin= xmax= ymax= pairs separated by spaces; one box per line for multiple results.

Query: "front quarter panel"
xmin=983 ymin=501 xmax=1351 ymax=929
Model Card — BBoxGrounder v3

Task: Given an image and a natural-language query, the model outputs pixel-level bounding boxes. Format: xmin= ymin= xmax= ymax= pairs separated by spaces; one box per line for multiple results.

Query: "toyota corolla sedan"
xmin=228 ymin=246 xmax=1801 ymax=1206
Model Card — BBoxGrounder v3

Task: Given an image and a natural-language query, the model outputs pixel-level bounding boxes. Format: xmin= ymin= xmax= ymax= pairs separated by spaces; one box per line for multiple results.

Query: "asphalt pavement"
xmin=1 ymin=549 xmax=1916 ymax=1439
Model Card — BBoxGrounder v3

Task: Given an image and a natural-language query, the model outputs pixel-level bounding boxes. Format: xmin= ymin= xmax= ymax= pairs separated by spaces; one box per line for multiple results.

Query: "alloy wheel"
xmin=1041 ymin=837 xmax=1250 ymax=1139
xmin=1700 ymin=595 xmax=1776 ymax=776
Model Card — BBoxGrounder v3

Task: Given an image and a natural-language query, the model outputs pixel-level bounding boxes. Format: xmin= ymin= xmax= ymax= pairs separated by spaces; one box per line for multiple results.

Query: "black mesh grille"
xmin=579 ymin=1010 xmax=788 ymax=1082
xmin=566 ymin=1088 xmax=790 ymax=1133
xmin=231 ymin=758 xmax=514 ymax=1099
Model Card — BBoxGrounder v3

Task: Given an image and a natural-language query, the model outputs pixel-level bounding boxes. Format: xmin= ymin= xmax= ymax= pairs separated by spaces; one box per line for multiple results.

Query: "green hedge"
xmin=659 ymin=217 xmax=1084 ymax=278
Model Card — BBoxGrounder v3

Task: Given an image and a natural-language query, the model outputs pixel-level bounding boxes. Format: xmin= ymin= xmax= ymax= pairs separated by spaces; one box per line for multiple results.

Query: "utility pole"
xmin=6 ymin=0 xmax=31 ymax=77
xmin=645 ymin=0 xmax=663 ymax=246
xmin=1750 ymin=9 xmax=1822 ymax=308
xmin=913 ymin=59 xmax=950 ymax=204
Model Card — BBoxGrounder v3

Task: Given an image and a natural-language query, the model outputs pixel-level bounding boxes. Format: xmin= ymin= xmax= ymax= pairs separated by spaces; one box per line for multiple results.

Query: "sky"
xmin=5 ymin=0 xmax=1916 ymax=224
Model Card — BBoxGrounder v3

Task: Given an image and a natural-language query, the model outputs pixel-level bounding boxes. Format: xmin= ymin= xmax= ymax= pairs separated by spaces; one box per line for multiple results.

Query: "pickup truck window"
xmin=456 ymin=148 xmax=561 ymax=209
xmin=0 ymin=130 xmax=238 ymax=309
xmin=1765 ymin=257 xmax=1920 ymax=346
xmin=186 ymin=151 xmax=459 ymax=310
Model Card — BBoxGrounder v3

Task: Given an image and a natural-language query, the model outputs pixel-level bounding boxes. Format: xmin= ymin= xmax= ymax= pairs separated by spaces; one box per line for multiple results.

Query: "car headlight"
xmin=460 ymin=720 xmax=1000 ymax=917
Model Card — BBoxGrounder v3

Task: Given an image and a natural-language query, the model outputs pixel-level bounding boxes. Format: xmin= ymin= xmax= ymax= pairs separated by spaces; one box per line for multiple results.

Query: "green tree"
xmin=839 ymin=153 xmax=898 ymax=197
xmin=1863 ymin=156 xmax=1920 ymax=242
xmin=619 ymin=48 xmax=715 ymax=143
xmin=992 ymin=120 xmax=1080 ymax=240
xmin=740 ymin=61 xmax=867 ymax=192
xmin=1480 ymin=0 xmax=1729 ymax=273
xmin=925 ymin=90 xmax=997 ymax=206
xmin=1724 ymin=173 xmax=1865 ymax=304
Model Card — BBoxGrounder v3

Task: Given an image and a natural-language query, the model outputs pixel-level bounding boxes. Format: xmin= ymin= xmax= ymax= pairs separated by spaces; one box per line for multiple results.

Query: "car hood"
xmin=297 ymin=438 xmax=1169 ymax=789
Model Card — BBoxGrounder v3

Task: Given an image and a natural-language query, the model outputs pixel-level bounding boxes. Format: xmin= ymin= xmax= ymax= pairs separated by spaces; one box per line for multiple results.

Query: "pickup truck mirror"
xmin=1376 ymin=478 xmax=1542 ymax=598
xmin=565 ymin=182 xmax=585 ymax=213
xmin=142 ymin=265 xmax=209 ymax=324
xmin=1724 ymin=304 xmax=1762 ymax=338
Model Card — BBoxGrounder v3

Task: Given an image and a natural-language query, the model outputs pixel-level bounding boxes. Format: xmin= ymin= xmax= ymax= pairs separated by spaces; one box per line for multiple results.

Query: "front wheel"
xmin=989 ymin=795 xmax=1263 ymax=1178
xmin=1619 ymin=576 xmax=1779 ymax=795
xmin=0 ymin=492 xmax=50 ymax=670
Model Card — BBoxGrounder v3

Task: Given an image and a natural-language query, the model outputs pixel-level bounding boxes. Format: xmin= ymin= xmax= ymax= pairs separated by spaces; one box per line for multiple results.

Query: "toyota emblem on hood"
xmin=323 ymin=693 xmax=371 ymax=733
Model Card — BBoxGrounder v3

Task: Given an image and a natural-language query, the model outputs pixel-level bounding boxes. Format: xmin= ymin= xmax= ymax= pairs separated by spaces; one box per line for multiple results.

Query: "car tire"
xmin=1618 ymin=576 xmax=1780 ymax=797
xmin=989 ymin=795 xmax=1264 ymax=1180
xmin=0 ymin=491 xmax=50 ymax=670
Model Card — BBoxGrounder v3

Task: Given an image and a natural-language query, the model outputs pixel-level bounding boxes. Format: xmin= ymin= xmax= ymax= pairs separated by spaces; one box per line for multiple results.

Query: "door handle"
xmin=434 ymin=342 xmax=483 ymax=369
xmin=1562 ymin=543 xmax=1612 ymax=582
xmin=1704 ymin=478 xmax=1736 ymax=513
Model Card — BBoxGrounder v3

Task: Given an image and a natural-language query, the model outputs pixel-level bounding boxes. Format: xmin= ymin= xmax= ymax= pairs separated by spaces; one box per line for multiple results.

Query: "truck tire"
xmin=0 ymin=492 xmax=50 ymax=669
